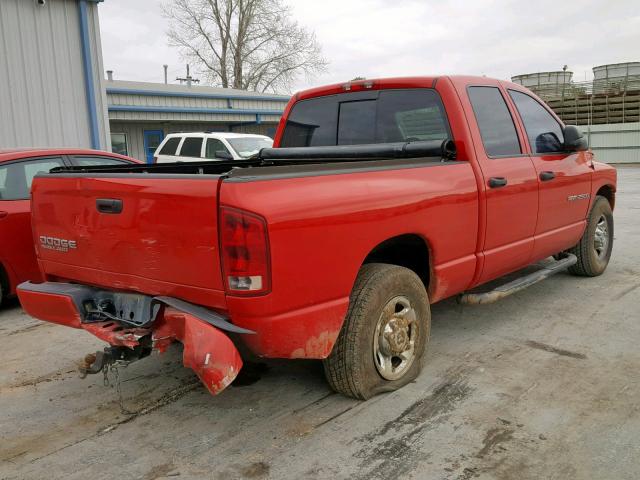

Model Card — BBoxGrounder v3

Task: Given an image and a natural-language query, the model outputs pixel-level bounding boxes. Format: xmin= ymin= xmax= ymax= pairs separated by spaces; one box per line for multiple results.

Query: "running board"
xmin=458 ymin=254 xmax=577 ymax=305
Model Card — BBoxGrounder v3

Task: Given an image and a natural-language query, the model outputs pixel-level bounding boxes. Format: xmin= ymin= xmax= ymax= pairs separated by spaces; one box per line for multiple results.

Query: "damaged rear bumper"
xmin=17 ymin=281 xmax=251 ymax=395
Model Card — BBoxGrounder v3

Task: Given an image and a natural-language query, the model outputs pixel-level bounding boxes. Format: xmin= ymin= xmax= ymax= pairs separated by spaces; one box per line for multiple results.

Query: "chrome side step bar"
xmin=458 ymin=254 xmax=577 ymax=305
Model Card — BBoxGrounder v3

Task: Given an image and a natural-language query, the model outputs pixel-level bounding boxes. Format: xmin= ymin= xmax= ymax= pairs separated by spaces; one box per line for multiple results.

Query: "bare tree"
xmin=164 ymin=0 xmax=327 ymax=93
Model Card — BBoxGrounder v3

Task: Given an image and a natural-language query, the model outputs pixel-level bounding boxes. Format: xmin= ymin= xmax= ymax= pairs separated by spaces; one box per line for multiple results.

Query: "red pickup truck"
xmin=18 ymin=76 xmax=616 ymax=399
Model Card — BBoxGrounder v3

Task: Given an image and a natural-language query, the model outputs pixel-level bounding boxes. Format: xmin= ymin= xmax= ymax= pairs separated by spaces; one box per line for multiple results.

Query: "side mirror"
xmin=563 ymin=125 xmax=588 ymax=152
xmin=215 ymin=150 xmax=233 ymax=160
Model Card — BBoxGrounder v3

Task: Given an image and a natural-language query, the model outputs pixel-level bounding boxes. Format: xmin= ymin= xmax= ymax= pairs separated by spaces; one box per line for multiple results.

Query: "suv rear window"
xmin=280 ymin=89 xmax=451 ymax=147
xmin=159 ymin=137 xmax=181 ymax=155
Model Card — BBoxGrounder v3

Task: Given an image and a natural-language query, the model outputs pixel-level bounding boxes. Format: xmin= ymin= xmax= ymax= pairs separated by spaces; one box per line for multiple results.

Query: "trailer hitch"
xmin=78 ymin=351 xmax=109 ymax=378
xmin=78 ymin=345 xmax=150 ymax=378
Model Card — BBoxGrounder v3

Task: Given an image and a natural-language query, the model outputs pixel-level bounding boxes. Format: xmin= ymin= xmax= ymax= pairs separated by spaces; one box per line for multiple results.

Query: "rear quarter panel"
xmin=221 ymin=162 xmax=478 ymax=358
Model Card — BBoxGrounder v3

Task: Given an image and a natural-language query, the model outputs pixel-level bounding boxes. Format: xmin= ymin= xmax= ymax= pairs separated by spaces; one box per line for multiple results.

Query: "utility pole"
xmin=163 ymin=64 xmax=168 ymax=84
xmin=176 ymin=64 xmax=200 ymax=87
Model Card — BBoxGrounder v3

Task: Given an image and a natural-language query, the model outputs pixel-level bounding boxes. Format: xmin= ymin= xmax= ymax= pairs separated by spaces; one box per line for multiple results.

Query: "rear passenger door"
xmin=465 ymin=85 xmax=539 ymax=284
xmin=507 ymin=89 xmax=592 ymax=260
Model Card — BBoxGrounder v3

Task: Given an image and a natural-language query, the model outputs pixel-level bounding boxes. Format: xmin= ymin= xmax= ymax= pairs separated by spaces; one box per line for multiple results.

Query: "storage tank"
xmin=592 ymin=62 xmax=640 ymax=94
xmin=511 ymin=71 xmax=573 ymax=99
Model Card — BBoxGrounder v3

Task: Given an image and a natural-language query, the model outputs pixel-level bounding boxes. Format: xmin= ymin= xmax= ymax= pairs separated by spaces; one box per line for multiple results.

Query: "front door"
xmin=507 ymin=89 xmax=592 ymax=260
xmin=143 ymin=129 xmax=164 ymax=164
xmin=464 ymin=84 xmax=540 ymax=284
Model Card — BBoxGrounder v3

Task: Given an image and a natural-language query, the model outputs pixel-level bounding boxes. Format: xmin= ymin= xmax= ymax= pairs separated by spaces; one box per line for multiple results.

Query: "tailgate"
xmin=31 ymin=174 xmax=226 ymax=307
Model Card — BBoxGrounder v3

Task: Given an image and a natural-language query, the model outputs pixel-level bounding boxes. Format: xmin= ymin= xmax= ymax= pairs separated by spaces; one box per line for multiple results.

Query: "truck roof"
xmin=292 ymin=75 xmax=527 ymax=102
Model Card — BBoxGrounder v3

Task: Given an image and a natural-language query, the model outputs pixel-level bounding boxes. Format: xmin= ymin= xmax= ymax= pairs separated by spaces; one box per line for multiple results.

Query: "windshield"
xmin=227 ymin=137 xmax=273 ymax=158
xmin=280 ymin=88 xmax=451 ymax=148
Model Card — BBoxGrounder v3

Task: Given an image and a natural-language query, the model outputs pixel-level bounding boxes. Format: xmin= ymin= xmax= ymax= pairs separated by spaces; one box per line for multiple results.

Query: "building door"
xmin=143 ymin=130 xmax=164 ymax=163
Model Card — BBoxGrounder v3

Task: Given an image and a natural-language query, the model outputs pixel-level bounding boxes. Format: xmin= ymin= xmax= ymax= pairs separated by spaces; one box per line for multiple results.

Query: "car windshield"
xmin=227 ymin=137 xmax=273 ymax=158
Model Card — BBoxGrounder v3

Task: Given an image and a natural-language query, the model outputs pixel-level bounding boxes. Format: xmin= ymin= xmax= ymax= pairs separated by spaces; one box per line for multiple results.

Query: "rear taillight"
xmin=220 ymin=206 xmax=271 ymax=295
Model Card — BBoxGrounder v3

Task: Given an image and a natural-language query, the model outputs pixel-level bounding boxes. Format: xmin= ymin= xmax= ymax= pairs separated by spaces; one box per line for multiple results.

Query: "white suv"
xmin=153 ymin=132 xmax=273 ymax=163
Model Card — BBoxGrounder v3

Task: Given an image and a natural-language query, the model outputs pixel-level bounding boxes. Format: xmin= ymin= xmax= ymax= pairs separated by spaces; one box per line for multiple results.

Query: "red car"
xmin=18 ymin=77 xmax=616 ymax=399
xmin=0 ymin=149 xmax=139 ymax=305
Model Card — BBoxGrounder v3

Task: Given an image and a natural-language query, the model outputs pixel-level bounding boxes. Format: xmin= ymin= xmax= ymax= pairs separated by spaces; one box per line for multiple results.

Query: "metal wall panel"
xmin=0 ymin=0 xmax=108 ymax=149
xmin=107 ymin=94 xmax=287 ymax=112
xmin=582 ymin=122 xmax=640 ymax=163
xmin=108 ymin=110 xmax=281 ymax=123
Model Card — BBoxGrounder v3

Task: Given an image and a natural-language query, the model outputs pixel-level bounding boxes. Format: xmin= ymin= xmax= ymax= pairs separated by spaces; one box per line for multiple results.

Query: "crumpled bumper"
xmin=17 ymin=281 xmax=246 ymax=395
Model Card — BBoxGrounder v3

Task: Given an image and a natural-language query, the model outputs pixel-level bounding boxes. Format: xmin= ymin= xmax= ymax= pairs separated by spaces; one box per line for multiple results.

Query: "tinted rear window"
xmin=280 ymin=89 xmax=451 ymax=147
xmin=179 ymin=137 xmax=203 ymax=157
xmin=338 ymin=100 xmax=377 ymax=145
xmin=159 ymin=137 xmax=181 ymax=155
xmin=468 ymin=86 xmax=521 ymax=157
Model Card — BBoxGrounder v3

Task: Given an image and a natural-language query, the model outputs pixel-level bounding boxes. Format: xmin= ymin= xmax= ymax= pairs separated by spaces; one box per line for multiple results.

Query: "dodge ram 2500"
xmin=18 ymin=76 xmax=617 ymax=399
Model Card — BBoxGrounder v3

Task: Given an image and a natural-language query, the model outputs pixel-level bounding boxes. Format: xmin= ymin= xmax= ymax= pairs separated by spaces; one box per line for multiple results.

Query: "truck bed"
xmin=34 ymin=140 xmax=452 ymax=311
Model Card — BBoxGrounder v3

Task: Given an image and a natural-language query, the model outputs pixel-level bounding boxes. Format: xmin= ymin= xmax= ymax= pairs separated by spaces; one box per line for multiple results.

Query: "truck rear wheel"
xmin=323 ymin=263 xmax=431 ymax=399
xmin=568 ymin=195 xmax=614 ymax=277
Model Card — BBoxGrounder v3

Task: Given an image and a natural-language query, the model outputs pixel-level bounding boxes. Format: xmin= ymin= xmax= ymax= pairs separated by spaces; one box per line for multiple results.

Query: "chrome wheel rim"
xmin=593 ymin=215 xmax=609 ymax=259
xmin=373 ymin=295 xmax=418 ymax=381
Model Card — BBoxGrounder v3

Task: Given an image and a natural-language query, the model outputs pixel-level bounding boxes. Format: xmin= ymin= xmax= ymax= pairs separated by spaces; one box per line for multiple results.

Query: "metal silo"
xmin=592 ymin=62 xmax=640 ymax=94
xmin=511 ymin=71 xmax=574 ymax=100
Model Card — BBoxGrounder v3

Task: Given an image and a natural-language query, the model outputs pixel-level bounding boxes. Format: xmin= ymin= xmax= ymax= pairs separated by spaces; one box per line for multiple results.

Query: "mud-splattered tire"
xmin=568 ymin=195 xmax=613 ymax=277
xmin=323 ymin=263 xmax=431 ymax=400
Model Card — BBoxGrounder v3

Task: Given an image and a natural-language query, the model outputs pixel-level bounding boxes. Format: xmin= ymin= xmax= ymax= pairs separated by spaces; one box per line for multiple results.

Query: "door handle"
xmin=539 ymin=171 xmax=556 ymax=181
xmin=96 ymin=198 xmax=123 ymax=214
xmin=488 ymin=177 xmax=508 ymax=188
xmin=0 ymin=211 xmax=7 ymax=219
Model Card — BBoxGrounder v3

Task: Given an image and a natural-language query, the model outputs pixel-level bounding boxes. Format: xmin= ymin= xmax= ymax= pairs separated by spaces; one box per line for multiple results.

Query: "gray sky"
xmin=99 ymin=0 xmax=639 ymax=92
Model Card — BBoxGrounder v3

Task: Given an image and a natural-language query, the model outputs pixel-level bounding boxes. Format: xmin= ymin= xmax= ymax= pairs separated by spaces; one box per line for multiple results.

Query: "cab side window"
xmin=0 ymin=157 xmax=64 ymax=200
xmin=468 ymin=86 xmax=521 ymax=157
xmin=508 ymin=90 xmax=564 ymax=154
xmin=205 ymin=138 xmax=231 ymax=159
